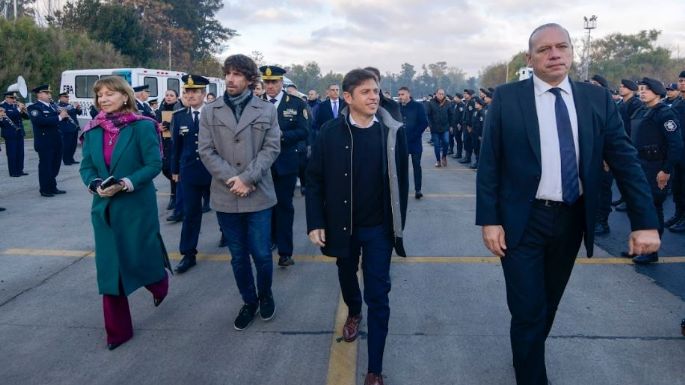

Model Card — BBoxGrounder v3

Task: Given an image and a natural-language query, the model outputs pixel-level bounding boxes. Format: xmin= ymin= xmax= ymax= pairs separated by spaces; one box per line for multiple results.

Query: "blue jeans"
xmin=431 ymin=131 xmax=449 ymax=161
xmin=336 ymin=225 xmax=393 ymax=374
xmin=216 ymin=208 xmax=273 ymax=305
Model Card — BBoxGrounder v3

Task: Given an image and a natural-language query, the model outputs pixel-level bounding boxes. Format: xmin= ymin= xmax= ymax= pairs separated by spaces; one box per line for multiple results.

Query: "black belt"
xmin=534 ymin=199 xmax=567 ymax=208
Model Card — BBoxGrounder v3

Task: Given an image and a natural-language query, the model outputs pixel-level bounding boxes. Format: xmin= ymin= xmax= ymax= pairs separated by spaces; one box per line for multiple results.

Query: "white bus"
xmin=60 ymin=68 xmax=226 ymax=127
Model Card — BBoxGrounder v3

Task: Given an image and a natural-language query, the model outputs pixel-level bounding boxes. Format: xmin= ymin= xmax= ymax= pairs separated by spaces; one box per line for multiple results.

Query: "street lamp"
xmin=582 ymin=15 xmax=598 ymax=81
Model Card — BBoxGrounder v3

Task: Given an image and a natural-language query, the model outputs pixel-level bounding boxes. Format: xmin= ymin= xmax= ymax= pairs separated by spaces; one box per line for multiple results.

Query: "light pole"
xmin=582 ymin=15 xmax=597 ymax=81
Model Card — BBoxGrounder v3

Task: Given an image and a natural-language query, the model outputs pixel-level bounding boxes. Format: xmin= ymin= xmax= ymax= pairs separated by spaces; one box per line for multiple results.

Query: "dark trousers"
xmin=502 ymin=199 xmax=584 ymax=385
xmin=298 ymin=151 xmax=308 ymax=191
xmin=174 ymin=181 xmax=184 ymax=216
xmin=462 ymin=128 xmax=473 ymax=161
xmin=454 ymin=128 xmax=463 ymax=157
xmin=61 ymin=131 xmax=78 ymax=164
xmin=179 ymin=179 xmax=211 ymax=256
xmin=37 ymin=145 xmax=62 ymax=193
xmin=202 ymin=187 xmax=210 ymax=209
xmin=448 ymin=131 xmax=455 ymax=152
xmin=409 ymin=152 xmax=422 ymax=192
xmin=336 ymin=225 xmax=393 ymax=374
xmin=271 ymin=172 xmax=297 ymax=257
xmin=4 ymin=138 xmax=24 ymax=176
xmin=431 ymin=131 xmax=449 ymax=161
xmin=596 ymin=169 xmax=613 ymax=223
xmin=672 ymin=160 xmax=685 ymax=214
xmin=217 ymin=208 xmax=273 ymax=305
xmin=102 ymin=275 xmax=168 ymax=344
xmin=471 ymin=131 xmax=481 ymax=161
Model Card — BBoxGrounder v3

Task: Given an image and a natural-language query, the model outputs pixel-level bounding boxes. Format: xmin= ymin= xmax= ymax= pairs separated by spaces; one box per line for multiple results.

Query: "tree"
xmin=0 ymin=0 xmax=35 ymax=19
xmin=479 ymin=62 xmax=507 ymax=88
xmin=287 ymin=62 xmax=321 ymax=92
xmin=397 ymin=63 xmax=416 ymax=88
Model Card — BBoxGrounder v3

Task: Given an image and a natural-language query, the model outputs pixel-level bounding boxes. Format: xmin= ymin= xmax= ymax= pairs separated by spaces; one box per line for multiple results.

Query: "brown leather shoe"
xmin=342 ymin=313 xmax=362 ymax=342
xmin=364 ymin=372 xmax=384 ymax=385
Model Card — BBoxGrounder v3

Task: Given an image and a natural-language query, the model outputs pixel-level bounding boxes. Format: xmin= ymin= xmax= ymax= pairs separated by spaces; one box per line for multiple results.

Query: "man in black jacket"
xmin=306 ymin=68 xmax=408 ymax=385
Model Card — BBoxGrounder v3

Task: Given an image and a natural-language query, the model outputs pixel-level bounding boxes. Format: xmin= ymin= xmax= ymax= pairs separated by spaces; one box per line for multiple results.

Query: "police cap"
xmin=666 ymin=83 xmax=678 ymax=91
xmin=591 ymin=74 xmax=608 ymax=88
xmin=474 ymin=97 xmax=486 ymax=106
xmin=454 ymin=92 xmax=463 ymax=99
xmin=58 ymin=92 xmax=69 ymax=97
xmin=638 ymin=77 xmax=666 ymax=97
xmin=3 ymin=91 xmax=16 ymax=98
xmin=182 ymin=74 xmax=209 ymax=89
xmin=620 ymin=79 xmax=638 ymax=91
xmin=463 ymin=89 xmax=475 ymax=96
xmin=679 ymin=70 xmax=685 ymax=79
xmin=482 ymin=89 xmax=493 ymax=98
xmin=260 ymin=65 xmax=286 ymax=80
xmin=133 ymin=85 xmax=149 ymax=92
xmin=31 ymin=84 xmax=51 ymax=94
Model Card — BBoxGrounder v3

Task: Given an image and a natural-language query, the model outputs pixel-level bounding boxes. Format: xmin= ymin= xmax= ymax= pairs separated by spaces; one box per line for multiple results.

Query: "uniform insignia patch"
xmin=30 ymin=109 xmax=39 ymax=117
xmin=283 ymin=108 xmax=297 ymax=118
xmin=180 ymin=126 xmax=189 ymax=135
xmin=664 ymin=120 xmax=677 ymax=131
xmin=479 ymin=117 xmax=483 ymax=122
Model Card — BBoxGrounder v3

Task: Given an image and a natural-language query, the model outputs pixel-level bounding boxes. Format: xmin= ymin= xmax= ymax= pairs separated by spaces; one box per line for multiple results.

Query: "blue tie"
xmin=549 ymin=87 xmax=580 ymax=204
xmin=332 ymin=100 xmax=338 ymax=119
xmin=193 ymin=111 xmax=199 ymax=129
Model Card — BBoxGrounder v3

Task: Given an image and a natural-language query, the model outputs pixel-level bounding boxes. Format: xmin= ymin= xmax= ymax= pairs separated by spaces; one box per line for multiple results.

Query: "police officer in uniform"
xmin=626 ymin=78 xmax=684 ymax=264
xmin=450 ymin=93 xmax=465 ymax=159
xmin=459 ymin=89 xmax=476 ymax=164
xmin=470 ymin=97 xmax=486 ymax=169
xmin=133 ymin=85 xmax=157 ymax=119
xmin=171 ymin=75 xmax=213 ymax=274
xmin=57 ymin=92 xmax=82 ymax=165
xmin=27 ymin=85 xmax=69 ymax=197
xmin=613 ymin=79 xmax=643 ymax=211
xmin=667 ymin=71 xmax=685 ymax=232
xmin=0 ymin=91 xmax=28 ymax=177
xmin=260 ymin=65 xmax=309 ymax=267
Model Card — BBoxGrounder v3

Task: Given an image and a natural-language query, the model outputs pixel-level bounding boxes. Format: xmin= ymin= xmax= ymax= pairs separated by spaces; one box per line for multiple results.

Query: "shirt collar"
xmin=533 ymin=74 xmax=572 ymax=97
xmin=39 ymin=100 xmax=51 ymax=107
xmin=349 ymin=113 xmax=379 ymax=128
xmin=190 ymin=105 xmax=203 ymax=113
xmin=268 ymin=91 xmax=284 ymax=103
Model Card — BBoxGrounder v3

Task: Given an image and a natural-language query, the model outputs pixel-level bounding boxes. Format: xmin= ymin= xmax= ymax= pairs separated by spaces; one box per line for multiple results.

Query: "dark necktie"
xmin=332 ymin=100 xmax=338 ymax=118
xmin=269 ymin=98 xmax=277 ymax=104
xmin=193 ymin=111 xmax=199 ymax=129
xmin=549 ymin=87 xmax=580 ymax=204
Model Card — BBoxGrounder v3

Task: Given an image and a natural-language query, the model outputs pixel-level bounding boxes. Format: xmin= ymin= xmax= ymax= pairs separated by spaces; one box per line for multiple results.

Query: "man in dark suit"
xmin=133 ymin=85 xmax=157 ymax=119
xmin=27 ymin=84 xmax=69 ymax=197
xmin=311 ymin=83 xmax=346 ymax=143
xmin=261 ymin=65 xmax=309 ymax=267
xmin=476 ymin=23 xmax=661 ymax=385
xmin=171 ymin=75 xmax=213 ymax=274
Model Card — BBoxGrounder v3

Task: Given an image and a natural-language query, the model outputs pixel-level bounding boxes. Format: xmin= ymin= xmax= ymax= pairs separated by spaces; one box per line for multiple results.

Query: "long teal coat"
xmin=79 ymin=120 xmax=170 ymax=296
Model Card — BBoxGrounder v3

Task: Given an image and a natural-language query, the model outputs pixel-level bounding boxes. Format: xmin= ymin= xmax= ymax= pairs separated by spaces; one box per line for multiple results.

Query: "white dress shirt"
xmin=268 ymin=91 xmax=284 ymax=109
xmin=532 ymin=74 xmax=583 ymax=201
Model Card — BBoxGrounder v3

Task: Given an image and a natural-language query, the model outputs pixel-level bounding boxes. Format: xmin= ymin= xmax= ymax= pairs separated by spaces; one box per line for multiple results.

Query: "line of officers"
xmin=0 ymin=85 xmax=82 ymax=201
xmin=161 ymin=67 xmax=316 ymax=274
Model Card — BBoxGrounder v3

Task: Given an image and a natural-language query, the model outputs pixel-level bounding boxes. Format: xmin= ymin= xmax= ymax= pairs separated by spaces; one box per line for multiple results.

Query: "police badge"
xmin=664 ymin=120 xmax=677 ymax=132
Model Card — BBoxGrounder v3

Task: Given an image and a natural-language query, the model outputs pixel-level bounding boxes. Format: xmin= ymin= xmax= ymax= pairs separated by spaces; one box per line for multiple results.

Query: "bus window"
xmin=208 ymin=83 xmax=217 ymax=96
xmin=144 ymin=77 xmax=159 ymax=97
xmin=167 ymin=78 xmax=180 ymax=95
xmin=111 ymin=70 xmax=132 ymax=84
xmin=75 ymin=75 xmax=100 ymax=98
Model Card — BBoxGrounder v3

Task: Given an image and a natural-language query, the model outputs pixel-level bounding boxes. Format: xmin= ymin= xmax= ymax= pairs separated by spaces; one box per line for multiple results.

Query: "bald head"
xmin=528 ymin=23 xmax=572 ymax=53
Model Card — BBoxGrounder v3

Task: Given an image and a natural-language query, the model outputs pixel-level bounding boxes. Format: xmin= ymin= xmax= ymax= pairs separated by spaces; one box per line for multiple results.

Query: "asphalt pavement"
xmin=0 ymin=138 xmax=683 ymax=385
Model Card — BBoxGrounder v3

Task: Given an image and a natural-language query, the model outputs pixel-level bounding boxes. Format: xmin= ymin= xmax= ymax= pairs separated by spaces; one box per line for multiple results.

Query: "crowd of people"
xmin=1 ymin=21 xmax=685 ymax=385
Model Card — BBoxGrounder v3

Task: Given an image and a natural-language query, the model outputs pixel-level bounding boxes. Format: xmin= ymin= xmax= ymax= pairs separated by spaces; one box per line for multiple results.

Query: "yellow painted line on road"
xmin=3 ymin=248 xmax=685 ymax=264
xmin=325 ymin=294 xmax=358 ymax=385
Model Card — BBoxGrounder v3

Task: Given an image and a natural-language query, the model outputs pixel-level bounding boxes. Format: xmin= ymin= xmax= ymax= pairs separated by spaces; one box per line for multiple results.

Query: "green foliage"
xmin=0 ymin=17 xmax=127 ymax=99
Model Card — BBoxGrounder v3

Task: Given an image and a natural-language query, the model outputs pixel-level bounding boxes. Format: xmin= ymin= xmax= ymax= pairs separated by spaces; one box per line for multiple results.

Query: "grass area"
xmin=0 ymin=119 xmax=33 ymax=143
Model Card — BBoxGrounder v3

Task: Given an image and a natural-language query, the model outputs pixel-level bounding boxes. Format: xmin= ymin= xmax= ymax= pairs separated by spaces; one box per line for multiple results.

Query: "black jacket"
xmin=306 ymin=107 xmax=409 ymax=258
xmin=426 ymin=97 xmax=453 ymax=133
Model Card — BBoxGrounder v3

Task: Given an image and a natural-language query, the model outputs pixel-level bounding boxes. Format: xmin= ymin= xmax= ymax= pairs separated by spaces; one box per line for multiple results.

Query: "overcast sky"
xmin=217 ymin=0 xmax=685 ymax=77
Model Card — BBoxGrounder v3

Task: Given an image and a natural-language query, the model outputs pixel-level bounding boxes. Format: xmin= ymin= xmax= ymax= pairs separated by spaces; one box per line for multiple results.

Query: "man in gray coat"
xmin=199 ymin=54 xmax=281 ymax=331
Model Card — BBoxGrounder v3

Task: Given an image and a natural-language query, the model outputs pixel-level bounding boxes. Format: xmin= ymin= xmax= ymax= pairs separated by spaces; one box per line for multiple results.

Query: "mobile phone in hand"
xmin=100 ymin=176 xmax=119 ymax=189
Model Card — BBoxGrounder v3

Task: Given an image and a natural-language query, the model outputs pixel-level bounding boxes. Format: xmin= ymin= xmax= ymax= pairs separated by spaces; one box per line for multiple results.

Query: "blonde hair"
xmin=93 ymin=76 xmax=138 ymax=113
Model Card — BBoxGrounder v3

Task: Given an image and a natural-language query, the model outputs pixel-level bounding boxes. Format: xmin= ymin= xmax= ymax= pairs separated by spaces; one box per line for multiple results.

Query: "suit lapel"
xmin=570 ymin=81 xmax=594 ymax=182
xmin=519 ymin=78 xmax=541 ymax=167
xmin=109 ymin=123 xmax=134 ymax=172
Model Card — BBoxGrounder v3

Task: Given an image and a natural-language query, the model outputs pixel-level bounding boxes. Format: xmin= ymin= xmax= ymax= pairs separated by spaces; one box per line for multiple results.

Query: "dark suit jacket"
xmin=170 ymin=108 xmax=211 ymax=185
xmin=312 ymin=98 xmax=346 ymax=139
xmin=271 ymin=91 xmax=309 ymax=175
xmin=476 ymin=78 xmax=659 ymax=257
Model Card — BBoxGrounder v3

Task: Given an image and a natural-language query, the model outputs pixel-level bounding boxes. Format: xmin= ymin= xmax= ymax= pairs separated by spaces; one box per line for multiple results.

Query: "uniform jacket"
xmin=476 ymin=77 xmax=659 ymax=257
xmin=170 ymin=107 xmax=211 ymax=185
xmin=426 ymin=97 xmax=453 ymax=133
xmin=79 ymin=120 xmax=169 ymax=296
xmin=400 ymin=98 xmax=429 ymax=154
xmin=27 ymin=101 xmax=61 ymax=152
xmin=630 ymin=103 xmax=683 ymax=175
xmin=306 ymin=107 xmax=409 ymax=258
xmin=268 ymin=91 xmax=309 ymax=175
xmin=198 ymin=94 xmax=281 ymax=213
xmin=57 ymin=102 xmax=82 ymax=133
xmin=136 ymin=99 xmax=157 ymax=119
xmin=618 ymin=95 xmax=643 ymax=136
xmin=463 ymin=99 xmax=476 ymax=127
xmin=472 ymin=108 xmax=485 ymax=137
xmin=0 ymin=101 xmax=26 ymax=140
xmin=452 ymin=101 xmax=466 ymax=132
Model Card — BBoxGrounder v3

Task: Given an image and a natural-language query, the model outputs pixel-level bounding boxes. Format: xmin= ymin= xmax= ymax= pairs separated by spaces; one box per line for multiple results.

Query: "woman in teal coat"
xmin=79 ymin=76 xmax=171 ymax=350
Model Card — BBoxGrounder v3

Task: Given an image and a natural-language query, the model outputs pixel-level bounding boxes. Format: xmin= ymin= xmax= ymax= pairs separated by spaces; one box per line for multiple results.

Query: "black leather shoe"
xmin=202 ymin=206 xmax=211 ymax=213
xmin=458 ymin=158 xmax=471 ymax=164
xmin=166 ymin=213 xmax=183 ymax=223
xmin=669 ymin=218 xmax=685 ymax=233
xmin=594 ymin=222 xmax=610 ymax=235
xmin=620 ymin=251 xmax=633 ymax=258
xmin=633 ymin=253 xmax=658 ymax=264
xmin=174 ymin=256 xmax=196 ymax=273
xmin=166 ymin=195 xmax=175 ymax=211
xmin=154 ymin=297 xmax=165 ymax=307
xmin=0 ymin=207 xmax=5 ymax=212
xmin=40 ymin=192 xmax=54 ymax=197
xmin=278 ymin=256 xmax=295 ymax=267
xmin=415 ymin=191 xmax=423 ymax=200
xmin=107 ymin=343 xmax=122 ymax=351
xmin=20 ymin=172 xmax=29 ymax=176
xmin=615 ymin=202 xmax=627 ymax=212
xmin=52 ymin=189 xmax=66 ymax=194
xmin=665 ymin=213 xmax=683 ymax=228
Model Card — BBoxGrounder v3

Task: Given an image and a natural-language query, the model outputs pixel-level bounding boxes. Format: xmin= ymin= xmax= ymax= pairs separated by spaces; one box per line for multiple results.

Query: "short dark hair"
xmin=342 ymin=69 xmax=378 ymax=94
xmin=207 ymin=92 xmax=216 ymax=98
xmin=223 ymin=54 xmax=260 ymax=85
xmin=528 ymin=23 xmax=572 ymax=52
xmin=363 ymin=66 xmax=381 ymax=81
xmin=398 ymin=86 xmax=410 ymax=92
